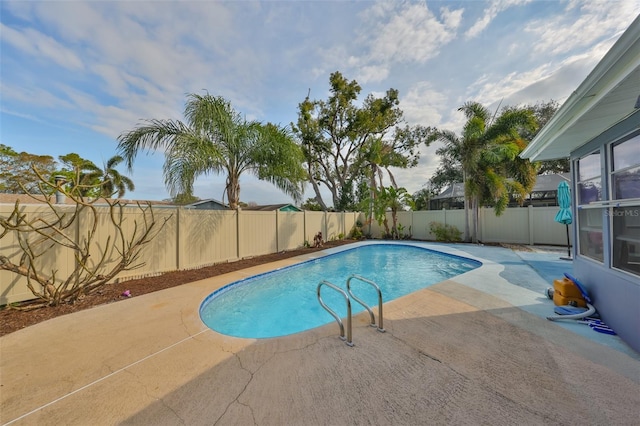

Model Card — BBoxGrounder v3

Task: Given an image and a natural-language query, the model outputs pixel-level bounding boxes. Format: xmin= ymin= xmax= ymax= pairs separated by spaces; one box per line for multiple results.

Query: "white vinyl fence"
xmin=0 ymin=204 xmax=358 ymax=305
xmin=1 ymin=204 xmax=569 ymax=305
xmin=367 ymin=205 xmax=573 ymax=245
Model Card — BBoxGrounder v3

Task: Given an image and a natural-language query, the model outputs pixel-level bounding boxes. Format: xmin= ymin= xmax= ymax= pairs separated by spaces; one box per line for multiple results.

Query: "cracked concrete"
xmin=1 ymin=242 xmax=639 ymax=425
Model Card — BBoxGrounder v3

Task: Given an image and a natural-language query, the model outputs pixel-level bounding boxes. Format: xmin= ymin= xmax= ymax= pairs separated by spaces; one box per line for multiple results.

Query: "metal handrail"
xmin=317 ymin=280 xmax=353 ymax=346
xmin=346 ymin=274 xmax=385 ymax=332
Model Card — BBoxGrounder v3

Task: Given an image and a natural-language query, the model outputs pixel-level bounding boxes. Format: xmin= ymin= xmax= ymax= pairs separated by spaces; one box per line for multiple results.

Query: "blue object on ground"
xmin=563 ymin=272 xmax=592 ymax=304
xmin=554 ymin=306 xmax=588 ymax=315
xmin=591 ymin=325 xmax=617 ymax=335
xmin=577 ymin=318 xmax=617 ymax=335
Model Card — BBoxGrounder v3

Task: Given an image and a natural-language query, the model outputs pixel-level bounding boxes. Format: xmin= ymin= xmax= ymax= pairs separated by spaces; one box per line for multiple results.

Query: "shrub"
xmin=397 ymin=223 xmax=412 ymax=240
xmin=350 ymin=226 xmax=363 ymax=240
xmin=429 ymin=222 xmax=462 ymax=242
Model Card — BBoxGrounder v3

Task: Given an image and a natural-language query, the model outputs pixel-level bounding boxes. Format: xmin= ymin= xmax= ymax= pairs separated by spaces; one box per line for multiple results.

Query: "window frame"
xmin=575 ymin=150 xmax=605 ymax=263
xmin=608 ymin=133 xmax=640 ymax=277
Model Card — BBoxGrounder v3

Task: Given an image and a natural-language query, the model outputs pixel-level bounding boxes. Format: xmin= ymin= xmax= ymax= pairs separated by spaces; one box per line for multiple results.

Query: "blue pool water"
xmin=199 ymin=243 xmax=480 ymax=338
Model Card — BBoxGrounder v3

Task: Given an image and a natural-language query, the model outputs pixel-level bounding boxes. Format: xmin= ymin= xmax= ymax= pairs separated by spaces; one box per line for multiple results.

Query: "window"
xmin=577 ymin=152 xmax=602 ymax=204
xmin=576 ymin=151 xmax=604 ymax=262
xmin=610 ymin=135 xmax=640 ymax=276
xmin=578 ymin=208 xmax=604 ymax=262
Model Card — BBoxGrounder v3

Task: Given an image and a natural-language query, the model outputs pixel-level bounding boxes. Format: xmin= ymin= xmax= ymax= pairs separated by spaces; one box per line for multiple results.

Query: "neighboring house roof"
xmin=432 ymin=183 xmax=465 ymax=200
xmin=186 ymin=199 xmax=229 ymax=209
xmin=242 ymin=204 xmax=302 ymax=212
xmin=431 ymin=173 xmax=570 ymax=200
xmin=529 ymin=173 xmax=570 ymax=192
xmin=0 ymin=193 xmax=174 ymax=206
xmin=521 ymin=16 xmax=640 ymax=161
xmin=0 ymin=193 xmax=75 ymax=205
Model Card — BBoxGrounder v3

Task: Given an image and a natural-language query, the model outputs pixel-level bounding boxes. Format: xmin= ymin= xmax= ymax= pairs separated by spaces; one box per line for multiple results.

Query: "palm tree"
xmin=117 ymin=93 xmax=306 ymax=209
xmin=99 ymin=155 xmax=135 ymax=198
xmin=384 ymin=186 xmax=414 ymax=239
xmin=428 ymin=102 xmax=537 ymax=242
xmin=360 ymin=137 xmax=403 ymax=234
xmin=426 ymin=129 xmax=467 ymax=239
xmin=371 ymin=186 xmax=414 ymax=239
xmin=57 ymin=153 xmax=102 ymax=198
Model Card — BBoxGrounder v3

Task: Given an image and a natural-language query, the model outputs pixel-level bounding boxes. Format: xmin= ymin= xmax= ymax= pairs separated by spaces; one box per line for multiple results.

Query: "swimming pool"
xmin=199 ymin=243 xmax=480 ymax=338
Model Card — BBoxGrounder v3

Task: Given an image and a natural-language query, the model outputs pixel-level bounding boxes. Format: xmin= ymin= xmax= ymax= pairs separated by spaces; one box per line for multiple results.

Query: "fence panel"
xmin=325 ymin=213 xmax=343 ymax=241
xmin=395 ymin=211 xmax=413 ymax=238
xmin=305 ymin=212 xmax=325 ymax=243
xmin=344 ymin=212 xmax=359 ymax=238
xmin=178 ymin=209 xmax=237 ymax=270
xmin=238 ymin=211 xmax=277 ymax=257
xmin=0 ymin=204 xmax=77 ymax=305
xmin=531 ymin=206 xmax=574 ymax=246
xmin=479 ymin=207 xmax=530 ymax=243
xmin=277 ymin=211 xmax=305 ymax=251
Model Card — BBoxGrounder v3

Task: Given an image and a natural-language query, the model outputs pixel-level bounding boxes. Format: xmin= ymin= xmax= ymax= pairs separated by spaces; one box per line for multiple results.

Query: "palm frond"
xmin=117 ymin=119 xmax=191 ymax=170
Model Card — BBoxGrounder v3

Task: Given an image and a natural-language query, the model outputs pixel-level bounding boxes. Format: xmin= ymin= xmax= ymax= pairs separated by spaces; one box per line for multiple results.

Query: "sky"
xmin=1 ymin=1 xmax=639 ymax=206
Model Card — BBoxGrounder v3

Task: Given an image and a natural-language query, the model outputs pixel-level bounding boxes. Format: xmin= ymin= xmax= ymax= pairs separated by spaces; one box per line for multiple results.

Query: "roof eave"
xmin=521 ymin=16 xmax=640 ymax=161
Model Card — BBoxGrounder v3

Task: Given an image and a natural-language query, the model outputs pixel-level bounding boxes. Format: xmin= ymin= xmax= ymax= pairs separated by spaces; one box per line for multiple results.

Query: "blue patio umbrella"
xmin=554 ymin=181 xmax=572 ymax=259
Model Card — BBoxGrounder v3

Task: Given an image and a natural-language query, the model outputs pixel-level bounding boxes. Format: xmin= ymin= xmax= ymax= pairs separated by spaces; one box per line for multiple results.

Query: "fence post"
xmin=176 ymin=207 xmax=181 ymax=270
xmin=410 ymin=210 xmax=414 ymax=237
xmin=479 ymin=208 xmax=485 ymax=242
xmin=324 ymin=211 xmax=328 ymax=238
xmin=303 ymin=210 xmax=307 ymax=245
xmin=236 ymin=207 xmax=241 ymax=259
xmin=276 ymin=210 xmax=280 ymax=252
xmin=528 ymin=204 xmax=534 ymax=245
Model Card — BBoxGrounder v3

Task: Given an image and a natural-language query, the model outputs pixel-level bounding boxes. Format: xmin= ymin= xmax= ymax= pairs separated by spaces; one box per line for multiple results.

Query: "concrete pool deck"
xmin=1 ymin=241 xmax=639 ymax=425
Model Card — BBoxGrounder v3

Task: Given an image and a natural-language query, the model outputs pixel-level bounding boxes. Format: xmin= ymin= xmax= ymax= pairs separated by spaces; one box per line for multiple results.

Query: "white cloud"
xmin=465 ymin=0 xmax=532 ymax=39
xmin=362 ymin=3 xmax=462 ymax=64
xmin=0 ymin=23 xmax=84 ymax=70
xmin=526 ymin=0 xmax=638 ymax=56
xmin=333 ymin=2 xmax=465 ymax=84
xmin=400 ymin=82 xmax=447 ymax=127
xmin=470 ymin=32 xmax=618 ymax=112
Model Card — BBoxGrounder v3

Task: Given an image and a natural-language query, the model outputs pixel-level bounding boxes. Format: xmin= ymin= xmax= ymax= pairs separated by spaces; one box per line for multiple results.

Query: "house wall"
xmin=569 ymin=113 xmax=640 ymax=353
xmin=573 ymin=257 xmax=640 ymax=352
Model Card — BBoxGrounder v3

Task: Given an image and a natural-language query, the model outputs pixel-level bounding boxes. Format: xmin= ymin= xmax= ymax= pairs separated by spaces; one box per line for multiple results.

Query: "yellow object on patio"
xmin=553 ymin=278 xmax=587 ymax=307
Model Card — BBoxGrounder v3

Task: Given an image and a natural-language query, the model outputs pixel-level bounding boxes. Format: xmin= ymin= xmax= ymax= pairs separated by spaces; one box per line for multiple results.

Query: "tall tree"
xmin=118 ymin=93 xmax=306 ymax=209
xmin=413 ymin=186 xmax=438 ymax=211
xmin=426 ymin=129 xmax=472 ymax=240
xmin=0 ymin=145 xmax=57 ymax=194
xmin=293 ymin=71 xmax=430 ymax=211
xmin=428 ymin=139 xmax=464 ymax=194
xmin=428 ymin=102 xmax=537 ymax=242
xmin=57 ymin=153 xmax=102 ymax=197
xmin=97 ymin=155 xmax=135 ymax=198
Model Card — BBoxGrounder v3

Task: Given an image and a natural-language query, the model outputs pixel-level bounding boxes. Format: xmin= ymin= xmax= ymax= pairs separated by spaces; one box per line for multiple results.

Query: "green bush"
xmin=429 ymin=222 xmax=462 ymax=242
xmin=350 ymin=226 xmax=364 ymax=240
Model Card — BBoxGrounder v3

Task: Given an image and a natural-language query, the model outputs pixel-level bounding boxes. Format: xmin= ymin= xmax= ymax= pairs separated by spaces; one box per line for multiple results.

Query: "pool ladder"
xmin=316 ymin=274 xmax=385 ymax=347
